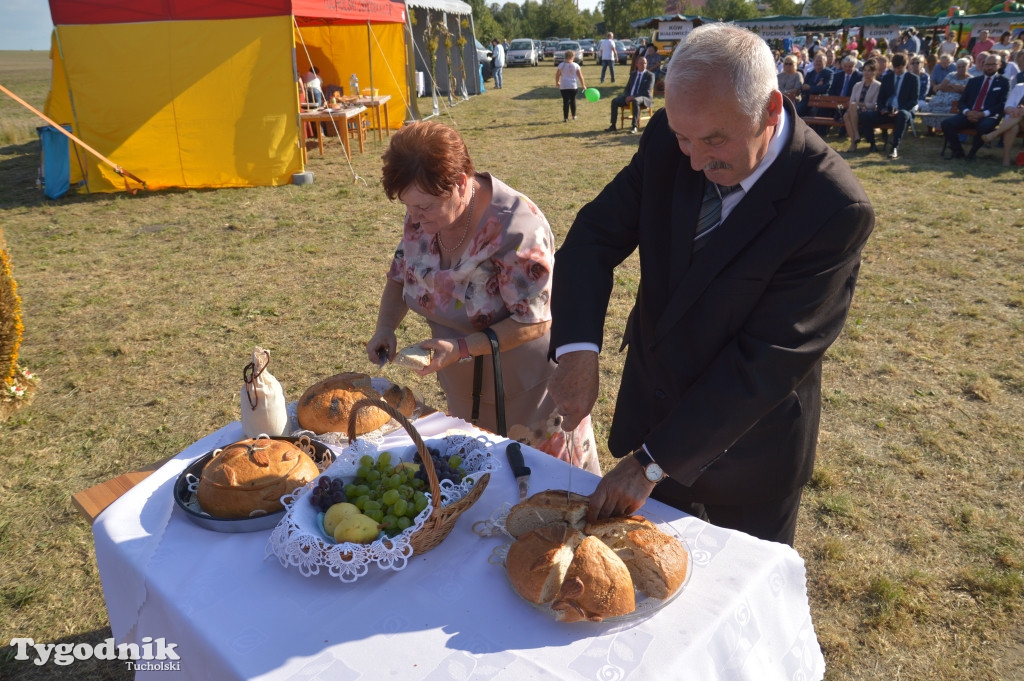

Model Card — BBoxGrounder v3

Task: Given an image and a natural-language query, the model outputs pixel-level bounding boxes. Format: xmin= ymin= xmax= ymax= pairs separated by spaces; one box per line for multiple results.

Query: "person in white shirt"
xmin=599 ymin=32 xmax=618 ymax=84
xmin=555 ymin=50 xmax=586 ymax=122
xmin=303 ymin=66 xmax=324 ymax=106
xmin=491 ymin=39 xmax=505 ymax=89
xmin=938 ymin=31 xmax=959 ymax=57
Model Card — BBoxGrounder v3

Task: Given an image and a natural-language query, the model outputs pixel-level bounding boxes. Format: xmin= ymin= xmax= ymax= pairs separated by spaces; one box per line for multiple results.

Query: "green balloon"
xmin=584 ymin=88 xmax=600 ymax=102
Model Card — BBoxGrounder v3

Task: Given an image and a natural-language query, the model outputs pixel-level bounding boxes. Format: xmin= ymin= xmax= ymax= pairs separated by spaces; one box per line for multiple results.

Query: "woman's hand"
xmin=415 ymin=338 xmax=460 ymax=376
xmin=366 ymin=328 xmax=397 ymax=366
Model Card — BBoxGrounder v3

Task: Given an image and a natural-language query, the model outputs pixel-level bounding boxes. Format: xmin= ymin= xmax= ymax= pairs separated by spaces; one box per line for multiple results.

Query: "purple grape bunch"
xmin=413 ymin=446 xmax=466 ymax=485
xmin=310 ymin=475 xmax=347 ymax=512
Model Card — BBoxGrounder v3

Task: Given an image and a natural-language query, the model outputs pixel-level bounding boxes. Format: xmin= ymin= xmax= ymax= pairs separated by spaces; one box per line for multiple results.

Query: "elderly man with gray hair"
xmin=548 ymin=23 xmax=874 ymax=546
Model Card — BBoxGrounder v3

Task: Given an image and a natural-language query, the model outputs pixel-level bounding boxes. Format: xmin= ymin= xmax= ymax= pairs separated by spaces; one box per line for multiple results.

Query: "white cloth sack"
xmin=240 ymin=347 xmax=288 ymax=437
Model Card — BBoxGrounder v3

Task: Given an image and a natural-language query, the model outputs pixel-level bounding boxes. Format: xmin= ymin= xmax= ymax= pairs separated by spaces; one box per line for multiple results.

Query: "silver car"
xmin=552 ymin=41 xmax=583 ymax=66
xmin=507 ymin=38 xmax=539 ymax=67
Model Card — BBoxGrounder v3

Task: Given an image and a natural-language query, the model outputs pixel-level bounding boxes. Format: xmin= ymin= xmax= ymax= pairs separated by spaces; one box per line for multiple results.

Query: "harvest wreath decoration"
xmin=0 ymin=231 xmax=38 ymax=420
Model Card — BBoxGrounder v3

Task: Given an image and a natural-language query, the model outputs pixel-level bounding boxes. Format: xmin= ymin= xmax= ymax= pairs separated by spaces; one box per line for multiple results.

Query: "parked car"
xmin=475 ymin=38 xmax=493 ymax=81
xmin=578 ymin=38 xmax=596 ymax=61
xmin=542 ymin=40 xmax=559 ymax=59
xmin=507 ymin=38 xmax=539 ymax=67
xmin=534 ymin=39 xmax=544 ymax=62
xmin=552 ymin=41 xmax=583 ymax=65
xmin=615 ymin=40 xmax=631 ymax=65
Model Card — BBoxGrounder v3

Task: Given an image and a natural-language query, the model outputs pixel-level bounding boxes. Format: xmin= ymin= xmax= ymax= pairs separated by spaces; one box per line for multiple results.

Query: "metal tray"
xmin=173 ymin=436 xmax=334 ymax=533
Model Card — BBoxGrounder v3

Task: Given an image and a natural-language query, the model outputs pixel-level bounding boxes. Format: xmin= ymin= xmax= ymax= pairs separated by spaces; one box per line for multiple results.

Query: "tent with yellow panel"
xmin=44 ymin=0 xmax=414 ymax=193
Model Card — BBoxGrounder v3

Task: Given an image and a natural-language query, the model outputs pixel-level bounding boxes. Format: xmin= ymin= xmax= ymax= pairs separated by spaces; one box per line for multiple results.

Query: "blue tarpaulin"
xmin=37 ymin=125 xmax=72 ymax=200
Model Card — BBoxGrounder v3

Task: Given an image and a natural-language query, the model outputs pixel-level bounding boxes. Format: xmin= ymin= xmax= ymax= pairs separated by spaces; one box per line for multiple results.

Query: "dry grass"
xmin=1 ymin=52 xmax=1023 ymax=681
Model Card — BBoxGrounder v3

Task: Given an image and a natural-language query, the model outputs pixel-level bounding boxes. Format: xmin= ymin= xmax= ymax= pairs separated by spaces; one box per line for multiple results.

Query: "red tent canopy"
xmin=49 ymin=0 xmax=406 ymax=25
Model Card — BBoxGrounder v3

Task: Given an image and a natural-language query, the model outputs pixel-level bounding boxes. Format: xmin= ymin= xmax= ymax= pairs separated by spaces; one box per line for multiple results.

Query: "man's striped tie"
xmin=694 ymin=181 xmax=741 ymax=249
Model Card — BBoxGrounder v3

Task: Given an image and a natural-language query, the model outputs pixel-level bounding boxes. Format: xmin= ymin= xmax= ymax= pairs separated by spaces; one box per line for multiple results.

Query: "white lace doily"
xmin=267 ymin=432 xmax=501 ymax=582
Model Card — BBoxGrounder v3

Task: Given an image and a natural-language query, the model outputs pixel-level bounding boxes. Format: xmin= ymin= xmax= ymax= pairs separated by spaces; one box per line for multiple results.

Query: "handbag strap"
xmin=470 ymin=328 xmax=507 ymax=437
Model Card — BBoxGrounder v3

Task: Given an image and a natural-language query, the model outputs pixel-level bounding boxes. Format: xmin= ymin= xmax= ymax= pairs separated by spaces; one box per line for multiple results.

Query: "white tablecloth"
xmin=93 ymin=412 xmax=825 ymax=681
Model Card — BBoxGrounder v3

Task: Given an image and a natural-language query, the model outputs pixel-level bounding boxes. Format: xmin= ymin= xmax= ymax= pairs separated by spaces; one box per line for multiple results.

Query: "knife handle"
xmin=506 ymin=442 xmax=531 ymax=478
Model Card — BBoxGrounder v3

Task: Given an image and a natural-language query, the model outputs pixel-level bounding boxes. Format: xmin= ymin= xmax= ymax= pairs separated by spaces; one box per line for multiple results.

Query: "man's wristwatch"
xmin=632 ymin=447 xmax=666 ymax=483
xmin=457 ymin=337 xmax=472 ymax=363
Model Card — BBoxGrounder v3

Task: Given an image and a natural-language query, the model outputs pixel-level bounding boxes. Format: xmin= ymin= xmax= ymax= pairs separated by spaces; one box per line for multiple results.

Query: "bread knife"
xmin=505 ymin=442 xmax=530 ymax=501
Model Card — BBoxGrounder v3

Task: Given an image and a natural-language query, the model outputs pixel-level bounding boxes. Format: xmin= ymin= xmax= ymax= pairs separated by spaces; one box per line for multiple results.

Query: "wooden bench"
xmin=72 ymin=456 xmax=173 ymax=522
xmin=801 ymin=95 xmax=850 ymax=129
xmin=803 ymin=94 xmax=910 ymax=144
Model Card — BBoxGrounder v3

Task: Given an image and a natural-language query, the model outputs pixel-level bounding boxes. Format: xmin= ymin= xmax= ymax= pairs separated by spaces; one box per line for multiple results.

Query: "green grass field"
xmin=1 ymin=50 xmax=1023 ymax=680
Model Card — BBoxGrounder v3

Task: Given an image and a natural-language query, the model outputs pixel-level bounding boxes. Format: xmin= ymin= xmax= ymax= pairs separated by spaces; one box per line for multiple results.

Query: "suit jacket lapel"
xmin=666 ymin=158 xmax=705 ymax=292
xmin=653 ymin=101 xmax=805 ymax=346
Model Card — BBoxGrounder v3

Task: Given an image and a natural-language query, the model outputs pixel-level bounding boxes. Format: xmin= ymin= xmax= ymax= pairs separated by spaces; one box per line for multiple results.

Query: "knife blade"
xmin=505 ymin=442 xmax=530 ymax=501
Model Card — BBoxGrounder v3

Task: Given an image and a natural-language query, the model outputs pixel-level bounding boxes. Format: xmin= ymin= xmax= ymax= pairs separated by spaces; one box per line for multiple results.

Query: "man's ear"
xmin=765 ymin=91 xmax=784 ymax=127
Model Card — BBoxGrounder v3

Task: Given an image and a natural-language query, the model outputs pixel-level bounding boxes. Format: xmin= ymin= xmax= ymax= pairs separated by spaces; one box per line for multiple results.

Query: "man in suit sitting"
xmin=829 ymin=55 xmax=863 ymax=98
xmin=857 ymin=52 xmax=919 ymax=158
xmin=826 ymin=55 xmax=863 ymax=138
xmin=607 ymin=57 xmax=656 ymax=134
xmin=548 ymin=23 xmax=874 ymax=546
xmin=941 ymin=53 xmax=1011 ymax=160
xmin=796 ymin=52 xmax=833 ymax=116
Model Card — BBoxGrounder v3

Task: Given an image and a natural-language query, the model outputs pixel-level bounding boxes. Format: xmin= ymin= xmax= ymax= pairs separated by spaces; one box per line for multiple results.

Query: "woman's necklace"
xmin=436 ymin=182 xmax=476 ymax=253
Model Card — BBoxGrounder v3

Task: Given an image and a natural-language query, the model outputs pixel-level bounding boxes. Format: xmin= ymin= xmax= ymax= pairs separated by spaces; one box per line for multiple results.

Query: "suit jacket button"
xmin=654 ymin=389 xmax=666 ymax=399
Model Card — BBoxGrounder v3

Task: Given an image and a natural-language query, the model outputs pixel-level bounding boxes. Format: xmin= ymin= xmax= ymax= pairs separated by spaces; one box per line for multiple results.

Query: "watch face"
xmin=644 ymin=463 xmax=664 ymax=482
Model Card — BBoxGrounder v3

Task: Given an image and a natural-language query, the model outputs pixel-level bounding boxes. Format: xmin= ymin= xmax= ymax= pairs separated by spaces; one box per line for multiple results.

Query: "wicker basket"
xmin=346 ymin=398 xmax=490 ymax=555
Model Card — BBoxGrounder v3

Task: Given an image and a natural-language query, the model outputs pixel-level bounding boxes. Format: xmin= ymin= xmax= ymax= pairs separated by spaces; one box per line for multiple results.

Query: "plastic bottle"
xmin=350 ymin=74 xmax=359 ymax=96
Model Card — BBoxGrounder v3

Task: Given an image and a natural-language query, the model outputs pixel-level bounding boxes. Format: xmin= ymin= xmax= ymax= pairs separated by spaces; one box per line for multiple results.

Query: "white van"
xmin=507 ymin=39 xmax=539 ymax=67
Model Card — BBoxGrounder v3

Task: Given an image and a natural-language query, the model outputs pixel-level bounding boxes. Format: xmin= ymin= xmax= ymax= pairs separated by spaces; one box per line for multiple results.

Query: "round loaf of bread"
xmin=586 ymin=519 xmax=689 ymax=599
xmin=197 ymin=438 xmax=320 ymax=518
xmin=297 ymin=372 xmax=391 ymax=436
xmin=551 ymin=536 xmax=635 ymax=622
xmin=506 ymin=525 xmax=584 ymax=604
xmin=504 ymin=491 xmax=689 ymax=620
xmin=505 ymin=489 xmax=590 ymax=538
xmin=382 ymin=383 xmax=417 ymax=418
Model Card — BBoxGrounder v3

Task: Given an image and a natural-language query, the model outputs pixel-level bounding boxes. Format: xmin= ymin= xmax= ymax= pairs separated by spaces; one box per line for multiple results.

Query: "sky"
xmin=0 ymin=1 xmax=609 ymax=52
xmin=1 ymin=1 xmax=54 ymax=51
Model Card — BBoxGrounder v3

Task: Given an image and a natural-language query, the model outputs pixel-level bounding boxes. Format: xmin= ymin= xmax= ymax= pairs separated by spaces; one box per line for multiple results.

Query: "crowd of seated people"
xmin=778 ymin=31 xmax=1024 ymax=165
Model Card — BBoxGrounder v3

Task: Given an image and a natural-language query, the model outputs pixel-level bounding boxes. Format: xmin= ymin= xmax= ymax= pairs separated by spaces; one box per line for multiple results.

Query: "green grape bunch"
xmin=344 ymin=451 xmax=431 ymax=537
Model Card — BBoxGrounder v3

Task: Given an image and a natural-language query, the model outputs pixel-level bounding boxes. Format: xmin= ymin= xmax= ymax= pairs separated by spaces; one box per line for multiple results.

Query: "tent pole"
xmin=367 ymin=20 xmax=375 ymax=98
xmin=404 ymin=5 xmax=422 ymax=122
xmin=53 ymin=27 xmax=91 ymax=193
xmin=0 ymin=81 xmax=145 ymax=190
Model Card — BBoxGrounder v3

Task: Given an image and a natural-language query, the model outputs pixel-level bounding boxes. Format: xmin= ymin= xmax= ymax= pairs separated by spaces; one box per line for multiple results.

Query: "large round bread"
xmin=381 ymin=383 xmax=416 ymax=418
xmin=197 ymin=438 xmax=320 ymax=518
xmin=506 ymin=490 xmax=590 ymax=538
xmin=550 ymin=536 xmax=635 ymax=622
xmin=587 ymin=520 xmax=689 ymax=599
xmin=297 ymin=372 xmax=391 ymax=436
xmin=506 ymin=525 xmax=584 ymax=604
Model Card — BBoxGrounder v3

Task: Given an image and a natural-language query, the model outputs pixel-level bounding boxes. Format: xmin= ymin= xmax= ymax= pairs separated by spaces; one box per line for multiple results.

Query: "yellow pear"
xmin=334 ymin=513 xmax=381 ymax=544
xmin=323 ymin=502 xmax=361 ymax=536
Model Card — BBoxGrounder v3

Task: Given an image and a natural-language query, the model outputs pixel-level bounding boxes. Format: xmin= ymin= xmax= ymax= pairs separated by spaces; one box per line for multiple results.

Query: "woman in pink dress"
xmin=366 ymin=121 xmax=600 ymax=473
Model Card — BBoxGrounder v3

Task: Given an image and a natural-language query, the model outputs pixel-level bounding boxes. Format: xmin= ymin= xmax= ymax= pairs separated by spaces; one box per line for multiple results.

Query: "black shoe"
xmin=868 ymin=144 xmax=879 ymax=153
xmin=606 ymin=125 xmax=616 ymax=131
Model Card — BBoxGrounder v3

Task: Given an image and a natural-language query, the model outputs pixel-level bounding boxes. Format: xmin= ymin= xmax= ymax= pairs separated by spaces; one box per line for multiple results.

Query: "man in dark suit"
xmin=547 ymin=24 xmax=874 ymax=547
xmin=607 ymin=57 xmax=656 ymax=134
xmin=941 ymin=53 xmax=1011 ymax=160
xmin=828 ymin=55 xmax=862 ymax=98
xmin=795 ymin=52 xmax=833 ymax=116
xmin=857 ymin=52 xmax=919 ymax=158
